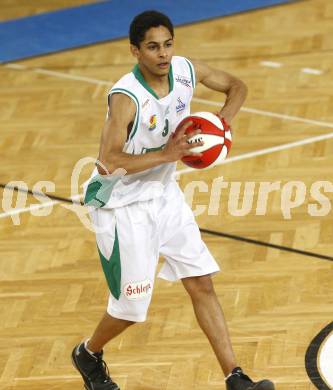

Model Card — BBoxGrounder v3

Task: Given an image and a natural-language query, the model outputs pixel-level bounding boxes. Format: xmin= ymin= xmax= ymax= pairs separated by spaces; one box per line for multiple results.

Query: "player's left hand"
xmin=215 ymin=113 xmax=232 ymax=133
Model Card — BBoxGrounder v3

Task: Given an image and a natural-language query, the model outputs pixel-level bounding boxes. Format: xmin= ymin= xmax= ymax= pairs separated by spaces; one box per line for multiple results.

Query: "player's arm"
xmin=97 ymin=93 xmax=202 ymax=175
xmin=191 ymin=59 xmax=248 ymax=124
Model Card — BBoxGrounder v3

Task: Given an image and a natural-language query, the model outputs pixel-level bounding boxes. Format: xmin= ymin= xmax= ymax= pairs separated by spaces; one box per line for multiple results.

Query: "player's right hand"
xmin=162 ymin=120 xmax=204 ymax=162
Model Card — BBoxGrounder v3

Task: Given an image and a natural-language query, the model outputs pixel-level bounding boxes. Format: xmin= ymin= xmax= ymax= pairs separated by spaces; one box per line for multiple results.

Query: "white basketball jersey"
xmin=84 ymin=56 xmax=195 ymax=209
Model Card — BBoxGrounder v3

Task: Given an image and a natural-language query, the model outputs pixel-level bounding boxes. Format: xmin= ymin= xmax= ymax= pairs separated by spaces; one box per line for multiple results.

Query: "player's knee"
xmin=105 ymin=311 xmax=137 ymax=326
xmin=183 ymin=274 xmax=215 ymax=298
xmin=124 ymin=319 xmax=136 ymax=327
xmin=114 ymin=317 xmax=137 ymax=328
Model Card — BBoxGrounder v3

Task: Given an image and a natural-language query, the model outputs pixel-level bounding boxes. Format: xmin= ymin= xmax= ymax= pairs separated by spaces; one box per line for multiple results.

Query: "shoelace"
xmin=227 ymin=370 xmax=254 ymax=384
xmin=89 ymin=355 xmax=113 ymax=384
xmin=238 ymin=372 xmax=253 ymax=383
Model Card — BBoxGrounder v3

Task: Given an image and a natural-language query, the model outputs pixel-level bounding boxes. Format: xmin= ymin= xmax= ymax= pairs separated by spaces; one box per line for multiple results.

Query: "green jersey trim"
xmin=132 ymin=64 xmax=174 ymax=100
xmin=141 ymin=143 xmax=166 ymax=154
xmin=185 ymin=58 xmax=196 ymax=88
xmin=97 ymin=227 xmax=121 ymax=300
xmin=84 ymin=174 xmax=121 ymax=208
xmin=109 ymin=88 xmax=140 ymax=140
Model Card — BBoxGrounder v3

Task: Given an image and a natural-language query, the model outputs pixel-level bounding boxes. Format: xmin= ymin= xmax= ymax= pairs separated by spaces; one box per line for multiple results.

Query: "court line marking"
xmin=2 ymin=126 xmax=333 ymax=219
xmin=0 ymin=194 xmax=81 ymax=219
xmin=0 ymin=292 xmax=43 ymax=298
xmin=4 ymin=63 xmax=113 ymax=85
xmin=200 ymin=228 xmax=333 ymax=262
xmin=34 ymin=67 xmax=113 ymax=85
xmin=4 ymin=62 xmax=333 ymax=128
xmin=260 ymin=61 xmax=282 ymax=68
xmin=301 ymin=67 xmax=323 ymax=75
xmin=2 ymin=127 xmax=333 ymax=217
xmin=2 ymin=51 xmax=330 ymax=387
xmin=192 ymin=97 xmax=333 ymax=129
xmin=1 ymin=63 xmax=333 ymax=218
xmin=0 ymin=200 xmax=60 ymax=219
xmin=14 ymin=375 xmax=80 ymax=381
xmin=14 ymin=374 xmax=128 ymax=381
xmin=175 ymin=130 xmax=333 ymax=176
xmin=319 ymin=330 xmax=333 ymax=388
xmin=2 ymin=62 xmax=331 ymax=386
xmin=14 ymin=362 xmax=171 ymax=381
xmin=259 ymin=61 xmax=323 ymax=76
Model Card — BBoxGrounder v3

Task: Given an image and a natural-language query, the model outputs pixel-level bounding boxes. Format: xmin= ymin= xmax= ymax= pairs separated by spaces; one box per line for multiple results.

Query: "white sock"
xmin=84 ymin=339 xmax=97 ymax=356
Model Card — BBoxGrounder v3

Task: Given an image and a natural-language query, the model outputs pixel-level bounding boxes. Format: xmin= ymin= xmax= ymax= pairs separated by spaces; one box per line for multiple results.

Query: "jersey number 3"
xmin=162 ymin=119 xmax=169 ymax=137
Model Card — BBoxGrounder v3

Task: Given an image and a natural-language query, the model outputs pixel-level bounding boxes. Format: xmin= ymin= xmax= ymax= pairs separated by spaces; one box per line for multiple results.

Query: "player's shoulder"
xmin=172 ymin=55 xmax=193 ymax=67
xmin=107 ymin=71 xmax=141 ymax=111
xmin=171 ymin=56 xmax=196 ymax=88
xmin=110 ymin=71 xmax=137 ymax=95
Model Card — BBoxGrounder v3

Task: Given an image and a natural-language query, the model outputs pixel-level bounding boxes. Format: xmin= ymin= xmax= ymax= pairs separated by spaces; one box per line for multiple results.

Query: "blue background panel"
xmin=0 ymin=0 xmax=298 ymax=63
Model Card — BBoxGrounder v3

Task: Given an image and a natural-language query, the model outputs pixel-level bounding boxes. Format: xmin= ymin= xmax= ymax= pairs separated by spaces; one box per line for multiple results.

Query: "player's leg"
xmin=72 ymin=202 xmax=159 ymax=390
xmin=87 ymin=311 xmax=134 ymax=353
xmin=164 ymin=261 xmax=274 ymax=390
xmin=158 ymin=183 xmax=275 ymax=390
xmin=72 ymin=314 xmax=133 ymax=390
xmin=182 ymin=276 xmax=274 ymax=389
xmin=181 ymin=274 xmax=236 ymax=376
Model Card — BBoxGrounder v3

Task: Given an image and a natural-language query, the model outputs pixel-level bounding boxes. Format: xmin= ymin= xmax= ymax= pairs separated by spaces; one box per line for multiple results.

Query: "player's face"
xmin=132 ymin=26 xmax=174 ymax=77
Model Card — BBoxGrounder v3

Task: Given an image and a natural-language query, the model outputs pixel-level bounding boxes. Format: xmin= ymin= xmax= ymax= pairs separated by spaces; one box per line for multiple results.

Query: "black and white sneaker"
xmin=72 ymin=342 xmax=120 ymax=390
xmin=226 ymin=367 xmax=275 ymax=390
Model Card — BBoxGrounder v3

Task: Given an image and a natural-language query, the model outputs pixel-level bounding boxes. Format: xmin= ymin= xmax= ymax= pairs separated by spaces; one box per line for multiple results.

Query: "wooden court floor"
xmin=1 ymin=0 xmax=333 ymax=389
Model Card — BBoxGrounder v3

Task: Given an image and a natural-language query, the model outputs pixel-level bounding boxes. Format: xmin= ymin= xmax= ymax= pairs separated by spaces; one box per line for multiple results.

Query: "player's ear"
xmin=130 ymin=44 xmax=140 ymax=59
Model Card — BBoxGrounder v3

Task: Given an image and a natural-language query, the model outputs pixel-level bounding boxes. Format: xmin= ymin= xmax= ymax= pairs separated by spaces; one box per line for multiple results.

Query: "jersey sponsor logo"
xmin=175 ymin=75 xmax=191 ymax=87
xmin=149 ymin=114 xmax=157 ymax=130
xmin=124 ymin=279 xmax=152 ymax=300
xmin=142 ymin=99 xmax=150 ymax=109
xmin=176 ymin=97 xmax=186 ymax=113
xmin=141 ymin=144 xmax=166 ymax=154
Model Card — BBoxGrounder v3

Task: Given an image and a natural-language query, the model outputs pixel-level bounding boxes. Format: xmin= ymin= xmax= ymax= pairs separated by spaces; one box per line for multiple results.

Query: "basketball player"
xmin=71 ymin=10 xmax=274 ymax=390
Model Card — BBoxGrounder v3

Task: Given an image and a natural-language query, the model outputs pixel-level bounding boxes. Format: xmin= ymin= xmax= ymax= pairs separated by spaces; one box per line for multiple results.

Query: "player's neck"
xmin=137 ymin=64 xmax=170 ymax=98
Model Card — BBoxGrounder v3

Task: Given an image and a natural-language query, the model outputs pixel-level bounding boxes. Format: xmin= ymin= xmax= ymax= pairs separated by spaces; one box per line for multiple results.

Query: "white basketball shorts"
xmin=88 ymin=181 xmax=220 ymax=322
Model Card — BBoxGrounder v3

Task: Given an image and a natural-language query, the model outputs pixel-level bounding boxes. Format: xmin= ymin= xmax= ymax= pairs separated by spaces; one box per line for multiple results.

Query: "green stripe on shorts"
xmin=84 ymin=174 xmax=121 ymax=208
xmin=97 ymin=227 xmax=121 ymax=300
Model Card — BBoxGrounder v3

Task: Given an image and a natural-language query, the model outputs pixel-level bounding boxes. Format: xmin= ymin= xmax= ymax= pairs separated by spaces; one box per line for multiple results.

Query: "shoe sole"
xmin=71 ymin=346 xmax=121 ymax=390
xmin=251 ymin=380 xmax=275 ymax=390
xmin=83 ymin=384 xmax=120 ymax=390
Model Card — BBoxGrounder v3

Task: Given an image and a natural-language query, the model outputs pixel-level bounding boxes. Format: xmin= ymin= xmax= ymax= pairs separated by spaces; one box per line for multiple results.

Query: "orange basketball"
xmin=175 ymin=112 xmax=232 ymax=169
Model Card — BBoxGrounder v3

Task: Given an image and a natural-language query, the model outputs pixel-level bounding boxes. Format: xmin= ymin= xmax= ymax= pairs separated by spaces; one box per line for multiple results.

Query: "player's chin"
xmin=156 ymin=63 xmax=170 ymax=74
